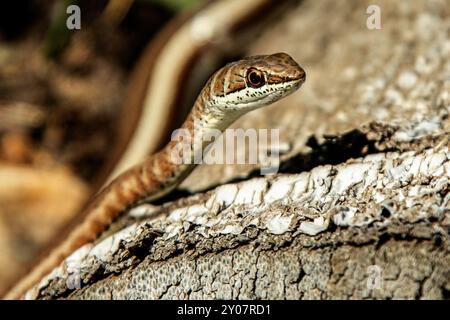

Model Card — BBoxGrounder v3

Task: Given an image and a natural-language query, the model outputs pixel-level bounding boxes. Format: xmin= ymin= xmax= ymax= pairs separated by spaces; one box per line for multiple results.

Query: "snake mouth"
xmin=287 ymin=70 xmax=306 ymax=92
xmin=277 ymin=72 xmax=306 ymax=95
xmin=267 ymin=68 xmax=306 ymax=98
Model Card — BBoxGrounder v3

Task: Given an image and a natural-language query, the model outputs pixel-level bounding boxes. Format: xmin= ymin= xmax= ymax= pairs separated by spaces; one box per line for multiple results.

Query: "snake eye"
xmin=246 ymin=68 xmax=265 ymax=88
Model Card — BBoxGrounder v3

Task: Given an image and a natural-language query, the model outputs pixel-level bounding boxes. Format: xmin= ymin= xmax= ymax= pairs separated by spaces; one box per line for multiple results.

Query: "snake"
xmin=4 ymin=2 xmax=305 ymax=300
xmin=6 ymin=52 xmax=305 ymax=299
xmin=99 ymin=0 xmax=294 ymax=185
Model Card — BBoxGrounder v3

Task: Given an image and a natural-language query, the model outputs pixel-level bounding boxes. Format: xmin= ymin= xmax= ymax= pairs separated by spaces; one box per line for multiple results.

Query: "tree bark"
xmin=27 ymin=0 xmax=449 ymax=299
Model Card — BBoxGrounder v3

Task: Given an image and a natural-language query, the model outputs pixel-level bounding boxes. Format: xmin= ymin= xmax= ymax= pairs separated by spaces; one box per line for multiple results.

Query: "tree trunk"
xmin=28 ymin=0 xmax=449 ymax=299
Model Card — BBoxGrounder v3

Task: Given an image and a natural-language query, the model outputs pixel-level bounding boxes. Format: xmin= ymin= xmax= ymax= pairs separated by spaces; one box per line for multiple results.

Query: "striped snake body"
xmin=4 ymin=0 xmax=304 ymax=300
xmin=6 ymin=52 xmax=305 ymax=299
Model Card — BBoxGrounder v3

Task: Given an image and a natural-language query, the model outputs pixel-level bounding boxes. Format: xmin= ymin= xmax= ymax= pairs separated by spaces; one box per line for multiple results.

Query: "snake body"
xmin=6 ymin=52 xmax=305 ymax=299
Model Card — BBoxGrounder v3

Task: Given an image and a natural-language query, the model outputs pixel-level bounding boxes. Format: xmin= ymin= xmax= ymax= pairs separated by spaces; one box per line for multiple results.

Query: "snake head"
xmin=206 ymin=52 xmax=305 ymax=113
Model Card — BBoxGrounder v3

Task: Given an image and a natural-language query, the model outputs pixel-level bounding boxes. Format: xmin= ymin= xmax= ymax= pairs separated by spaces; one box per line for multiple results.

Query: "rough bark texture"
xmin=25 ymin=0 xmax=449 ymax=299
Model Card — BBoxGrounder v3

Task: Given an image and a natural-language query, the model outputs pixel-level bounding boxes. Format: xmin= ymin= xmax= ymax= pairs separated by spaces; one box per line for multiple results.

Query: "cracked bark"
xmin=26 ymin=0 xmax=449 ymax=299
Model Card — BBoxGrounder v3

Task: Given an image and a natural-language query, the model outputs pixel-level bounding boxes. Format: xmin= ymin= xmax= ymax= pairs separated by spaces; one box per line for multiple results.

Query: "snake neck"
xmin=148 ymin=94 xmax=237 ymax=194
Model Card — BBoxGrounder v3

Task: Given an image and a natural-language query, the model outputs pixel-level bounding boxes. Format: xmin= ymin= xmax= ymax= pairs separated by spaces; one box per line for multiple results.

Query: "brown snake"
xmin=5 ymin=52 xmax=305 ymax=299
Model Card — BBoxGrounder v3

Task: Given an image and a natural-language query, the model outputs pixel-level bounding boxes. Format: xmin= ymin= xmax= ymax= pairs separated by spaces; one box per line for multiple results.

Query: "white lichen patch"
xmin=168 ymin=207 xmax=187 ymax=222
xmin=264 ymin=176 xmax=301 ymax=203
xmin=185 ymin=205 xmax=209 ymax=222
xmin=427 ymin=152 xmax=446 ymax=176
xmin=165 ymin=224 xmax=183 ymax=239
xmin=65 ymin=243 xmax=93 ymax=268
xmin=219 ymin=224 xmax=245 ymax=235
xmin=90 ymin=236 xmax=115 ymax=261
xmin=299 ymin=217 xmax=329 ymax=236
xmin=266 ymin=214 xmax=293 ymax=234
xmin=234 ymin=179 xmax=267 ymax=206
xmin=90 ymin=223 xmax=139 ymax=262
xmin=392 ymin=116 xmax=442 ymax=142
xmin=206 ymin=184 xmax=238 ymax=210
xmin=331 ymin=163 xmax=373 ymax=194
xmin=308 ymin=166 xmax=333 ymax=203
xmin=291 ymin=172 xmax=311 ymax=199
